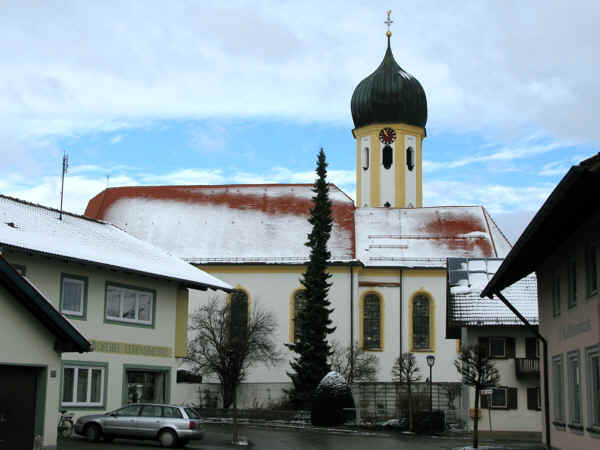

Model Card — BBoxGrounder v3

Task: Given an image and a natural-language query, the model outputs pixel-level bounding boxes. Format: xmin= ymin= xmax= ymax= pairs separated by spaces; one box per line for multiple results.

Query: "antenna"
xmin=59 ymin=152 xmax=69 ymax=220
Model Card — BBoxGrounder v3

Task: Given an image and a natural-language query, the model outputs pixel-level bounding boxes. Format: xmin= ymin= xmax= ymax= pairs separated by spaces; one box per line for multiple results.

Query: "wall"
xmin=3 ymin=250 xmax=185 ymax=422
xmin=462 ymin=327 xmax=542 ymax=432
xmin=0 ymin=283 xmax=61 ymax=448
xmin=537 ymin=211 xmax=600 ymax=449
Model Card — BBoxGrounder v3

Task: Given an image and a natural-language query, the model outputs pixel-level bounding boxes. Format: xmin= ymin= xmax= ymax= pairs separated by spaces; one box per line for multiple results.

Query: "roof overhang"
xmin=482 ymin=161 xmax=600 ymax=297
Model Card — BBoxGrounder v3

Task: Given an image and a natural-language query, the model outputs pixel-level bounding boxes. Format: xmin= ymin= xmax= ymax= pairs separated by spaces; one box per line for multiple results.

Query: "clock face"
xmin=379 ymin=127 xmax=396 ymax=144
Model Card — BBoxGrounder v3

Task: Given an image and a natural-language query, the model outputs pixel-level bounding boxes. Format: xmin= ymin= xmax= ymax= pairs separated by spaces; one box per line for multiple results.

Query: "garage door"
xmin=0 ymin=365 xmax=37 ymax=450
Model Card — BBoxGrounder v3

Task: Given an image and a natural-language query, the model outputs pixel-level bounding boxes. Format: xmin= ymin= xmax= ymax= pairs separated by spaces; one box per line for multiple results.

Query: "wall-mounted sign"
xmin=90 ymin=339 xmax=172 ymax=357
xmin=559 ymin=319 xmax=591 ymax=341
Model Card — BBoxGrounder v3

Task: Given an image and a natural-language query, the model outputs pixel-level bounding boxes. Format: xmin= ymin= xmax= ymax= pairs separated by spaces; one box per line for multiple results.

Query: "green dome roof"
xmin=351 ymin=38 xmax=427 ymax=130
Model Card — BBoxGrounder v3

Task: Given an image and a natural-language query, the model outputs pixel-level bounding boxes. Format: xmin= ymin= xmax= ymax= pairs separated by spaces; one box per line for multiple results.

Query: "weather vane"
xmin=385 ymin=10 xmax=393 ymax=37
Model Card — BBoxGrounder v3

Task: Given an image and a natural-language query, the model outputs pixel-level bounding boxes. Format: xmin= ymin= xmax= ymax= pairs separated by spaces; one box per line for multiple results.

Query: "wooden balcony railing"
xmin=515 ymin=358 xmax=540 ymax=377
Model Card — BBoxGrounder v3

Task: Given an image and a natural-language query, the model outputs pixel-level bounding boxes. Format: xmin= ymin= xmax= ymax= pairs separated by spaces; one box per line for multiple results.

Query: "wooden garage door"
xmin=0 ymin=365 xmax=37 ymax=450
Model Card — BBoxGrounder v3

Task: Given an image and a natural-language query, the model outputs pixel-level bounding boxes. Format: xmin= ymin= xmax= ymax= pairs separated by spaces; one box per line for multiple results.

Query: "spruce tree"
xmin=286 ymin=148 xmax=336 ymax=409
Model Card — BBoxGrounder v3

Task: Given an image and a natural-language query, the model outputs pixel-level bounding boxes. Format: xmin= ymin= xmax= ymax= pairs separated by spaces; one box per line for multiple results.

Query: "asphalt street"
xmin=60 ymin=424 xmax=545 ymax=450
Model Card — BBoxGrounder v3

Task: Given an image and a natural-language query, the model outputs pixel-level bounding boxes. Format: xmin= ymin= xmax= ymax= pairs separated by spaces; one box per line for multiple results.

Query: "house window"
xmin=567 ymin=351 xmax=582 ymax=425
xmin=492 ymin=387 xmax=507 ymax=408
xmin=62 ymin=364 xmax=105 ymax=407
xmin=61 ymin=274 xmax=87 ymax=318
xmin=585 ymin=244 xmax=597 ymax=297
xmin=292 ymin=289 xmax=307 ymax=343
xmin=586 ymin=345 xmax=600 ymax=428
xmin=106 ymin=284 xmax=154 ymax=326
xmin=382 ymin=145 xmax=393 ymax=170
xmin=552 ymin=271 xmax=561 ymax=317
xmin=230 ymin=289 xmax=249 ymax=339
xmin=126 ymin=370 xmax=167 ymax=404
xmin=491 ymin=337 xmax=506 ymax=358
xmin=567 ymin=259 xmax=577 ymax=308
xmin=481 ymin=386 xmax=517 ymax=409
xmin=362 ymin=293 xmax=382 ymax=350
xmin=479 ymin=336 xmax=515 ymax=359
xmin=412 ymin=294 xmax=430 ymax=350
xmin=362 ymin=147 xmax=370 ymax=170
xmin=552 ymin=354 xmax=565 ymax=423
xmin=525 ymin=337 xmax=539 ymax=359
xmin=406 ymin=147 xmax=415 ymax=171
xmin=527 ymin=387 xmax=541 ymax=411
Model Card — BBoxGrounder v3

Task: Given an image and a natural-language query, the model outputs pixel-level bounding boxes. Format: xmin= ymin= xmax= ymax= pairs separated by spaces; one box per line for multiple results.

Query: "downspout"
xmin=492 ymin=290 xmax=551 ymax=450
xmin=350 ymin=263 xmax=354 ymax=377
xmin=399 ymin=268 xmax=403 ymax=355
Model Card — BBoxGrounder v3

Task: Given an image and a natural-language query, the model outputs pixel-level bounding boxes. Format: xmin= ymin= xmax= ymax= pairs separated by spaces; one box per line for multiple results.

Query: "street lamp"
xmin=426 ymin=355 xmax=435 ymax=433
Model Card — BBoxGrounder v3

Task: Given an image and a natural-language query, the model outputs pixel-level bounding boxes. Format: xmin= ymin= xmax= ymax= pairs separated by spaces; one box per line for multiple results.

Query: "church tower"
xmin=351 ymin=13 xmax=427 ymax=208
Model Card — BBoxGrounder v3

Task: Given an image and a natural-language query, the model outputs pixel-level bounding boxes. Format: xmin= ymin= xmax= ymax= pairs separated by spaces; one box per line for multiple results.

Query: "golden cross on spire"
xmin=385 ymin=10 xmax=393 ymax=37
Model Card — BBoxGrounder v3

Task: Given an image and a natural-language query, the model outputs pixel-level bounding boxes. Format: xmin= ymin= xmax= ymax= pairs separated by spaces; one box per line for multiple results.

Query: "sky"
xmin=1 ymin=0 xmax=599 ymax=243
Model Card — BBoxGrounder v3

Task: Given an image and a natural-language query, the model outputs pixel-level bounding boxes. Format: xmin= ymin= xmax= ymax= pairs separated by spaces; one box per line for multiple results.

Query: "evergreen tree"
xmin=286 ymin=148 xmax=336 ymax=409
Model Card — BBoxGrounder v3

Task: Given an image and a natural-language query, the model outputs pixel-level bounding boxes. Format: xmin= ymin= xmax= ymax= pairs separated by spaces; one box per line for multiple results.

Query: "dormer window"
xmin=382 ymin=145 xmax=393 ymax=170
xmin=362 ymin=147 xmax=370 ymax=170
xmin=406 ymin=147 xmax=415 ymax=171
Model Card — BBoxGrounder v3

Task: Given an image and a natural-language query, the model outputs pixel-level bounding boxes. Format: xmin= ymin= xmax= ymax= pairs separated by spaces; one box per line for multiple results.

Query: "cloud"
xmin=110 ymin=134 xmax=124 ymax=144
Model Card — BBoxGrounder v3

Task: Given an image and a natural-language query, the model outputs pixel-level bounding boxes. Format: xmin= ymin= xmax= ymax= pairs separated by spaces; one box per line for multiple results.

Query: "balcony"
xmin=515 ymin=358 xmax=540 ymax=377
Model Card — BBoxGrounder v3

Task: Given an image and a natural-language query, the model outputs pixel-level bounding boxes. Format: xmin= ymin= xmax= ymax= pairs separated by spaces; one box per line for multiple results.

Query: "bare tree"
xmin=328 ymin=341 xmax=378 ymax=384
xmin=454 ymin=345 xmax=500 ymax=449
xmin=392 ymin=352 xmax=421 ymax=431
xmin=185 ymin=297 xmax=282 ymax=442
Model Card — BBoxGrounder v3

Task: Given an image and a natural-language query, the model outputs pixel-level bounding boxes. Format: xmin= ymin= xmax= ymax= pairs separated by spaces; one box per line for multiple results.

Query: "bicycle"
xmin=57 ymin=410 xmax=74 ymax=439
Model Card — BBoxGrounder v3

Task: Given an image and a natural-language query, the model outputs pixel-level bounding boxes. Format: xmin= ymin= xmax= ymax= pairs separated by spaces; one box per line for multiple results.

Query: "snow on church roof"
xmin=85 ymin=184 xmax=356 ymax=263
xmin=447 ymin=257 xmax=538 ymax=327
xmin=355 ymin=206 xmax=512 ymax=268
xmin=0 ymin=195 xmax=231 ymax=291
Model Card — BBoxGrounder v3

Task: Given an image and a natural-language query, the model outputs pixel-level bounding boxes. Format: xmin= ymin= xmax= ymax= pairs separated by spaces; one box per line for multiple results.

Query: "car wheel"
xmin=84 ymin=423 xmax=102 ymax=442
xmin=158 ymin=429 xmax=177 ymax=448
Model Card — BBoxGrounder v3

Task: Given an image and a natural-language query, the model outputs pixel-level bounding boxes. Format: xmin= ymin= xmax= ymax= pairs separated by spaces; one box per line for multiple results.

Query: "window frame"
xmin=585 ymin=243 xmax=597 ymax=298
xmin=122 ymin=364 xmax=171 ymax=406
xmin=362 ymin=146 xmax=370 ymax=170
xmin=290 ymin=289 xmax=307 ymax=344
xmin=491 ymin=387 xmax=508 ymax=409
xmin=410 ymin=292 xmax=434 ymax=352
xmin=382 ymin=145 xmax=393 ymax=170
xmin=361 ymin=291 xmax=383 ymax=351
xmin=490 ymin=337 xmax=507 ymax=358
xmin=104 ymin=282 xmax=156 ymax=328
xmin=552 ymin=270 xmax=561 ymax=317
xmin=229 ymin=288 xmax=250 ymax=339
xmin=567 ymin=350 xmax=582 ymax=427
xmin=567 ymin=259 xmax=577 ymax=309
xmin=552 ymin=354 xmax=565 ymax=424
xmin=61 ymin=361 xmax=108 ymax=409
xmin=586 ymin=345 xmax=600 ymax=430
xmin=60 ymin=273 xmax=88 ymax=320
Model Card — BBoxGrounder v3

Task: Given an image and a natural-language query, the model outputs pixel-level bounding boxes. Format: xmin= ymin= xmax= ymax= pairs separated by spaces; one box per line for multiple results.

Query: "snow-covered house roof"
xmin=355 ymin=206 xmax=512 ymax=268
xmin=0 ymin=195 xmax=231 ymax=291
xmin=447 ymin=257 xmax=538 ymax=327
xmin=85 ymin=184 xmax=356 ymax=264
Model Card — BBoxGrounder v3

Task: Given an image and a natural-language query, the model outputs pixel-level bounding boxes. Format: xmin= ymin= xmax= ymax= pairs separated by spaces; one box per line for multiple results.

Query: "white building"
xmin=0 ymin=195 xmax=230 ymax=448
xmin=83 ymin=34 xmax=514 ymax=410
xmin=447 ymin=257 xmax=541 ymax=432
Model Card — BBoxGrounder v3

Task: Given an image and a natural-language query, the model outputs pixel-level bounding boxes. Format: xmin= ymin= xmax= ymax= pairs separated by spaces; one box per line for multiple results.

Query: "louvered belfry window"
xmin=363 ymin=293 xmax=381 ymax=349
xmin=413 ymin=294 xmax=430 ymax=350
xmin=294 ymin=290 xmax=307 ymax=343
xmin=230 ymin=290 xmax=248 ymax=338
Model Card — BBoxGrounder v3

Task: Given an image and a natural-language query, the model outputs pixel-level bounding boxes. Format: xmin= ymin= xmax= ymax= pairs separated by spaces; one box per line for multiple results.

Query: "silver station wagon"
xmin=74 ymin=403 xmax=204 ymax=447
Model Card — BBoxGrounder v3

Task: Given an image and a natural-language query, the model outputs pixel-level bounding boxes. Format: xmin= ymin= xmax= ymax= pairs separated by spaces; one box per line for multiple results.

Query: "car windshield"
xmin=184 ymin=408 xmax=202 ymax=419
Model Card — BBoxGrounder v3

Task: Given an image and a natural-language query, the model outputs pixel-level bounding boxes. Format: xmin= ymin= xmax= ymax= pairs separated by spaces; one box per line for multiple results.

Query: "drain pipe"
xmin=492 ymin=290 xmax=551 ymax=450
xmin=350 ymin=263 xmax=354 ymax=377
xmin=399 ymin=268 xmax=403 ymax=356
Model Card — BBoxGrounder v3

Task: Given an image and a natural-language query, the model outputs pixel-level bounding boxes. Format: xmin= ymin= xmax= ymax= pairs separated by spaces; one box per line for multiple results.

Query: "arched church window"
xmin=362 ymin=147 xmax=370 ymax=170
xmin=382 ymin=145 xmax=393 ymax=170
xmin=412 ymin=294 xmax=430 ymax=350
xmin=293 ymin=289 xmax=307 ymax=343
xmin=230 ymin=289 xmax=249 ymax=338
xmin=363 ymin=292 xmax=382 ymax=350
xmin=406 ymin=147 xmax=415 ymax=171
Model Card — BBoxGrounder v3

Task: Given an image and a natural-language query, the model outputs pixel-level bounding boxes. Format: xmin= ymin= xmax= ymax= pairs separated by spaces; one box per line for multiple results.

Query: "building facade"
xmin=482 ymin=154 xmax=600 ymax=449
xmin=0 ymin=195 xmax=230 ymax=445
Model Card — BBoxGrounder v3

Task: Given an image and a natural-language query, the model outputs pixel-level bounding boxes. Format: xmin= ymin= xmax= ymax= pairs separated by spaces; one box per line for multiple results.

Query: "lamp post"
xmin=426 ymin=355 xmax=435 ymax=433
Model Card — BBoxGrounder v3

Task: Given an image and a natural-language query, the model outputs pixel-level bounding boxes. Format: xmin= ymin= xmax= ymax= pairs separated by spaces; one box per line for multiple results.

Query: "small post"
xmin=59 ymin=152 xmax=68 ymax=220
xmin=426 ymin=355 xmax=435 ymax=434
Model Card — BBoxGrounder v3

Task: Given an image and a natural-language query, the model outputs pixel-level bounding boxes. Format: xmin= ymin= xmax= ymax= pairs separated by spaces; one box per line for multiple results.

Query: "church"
xmin=84 ymin=28 xmax=512 ymax=407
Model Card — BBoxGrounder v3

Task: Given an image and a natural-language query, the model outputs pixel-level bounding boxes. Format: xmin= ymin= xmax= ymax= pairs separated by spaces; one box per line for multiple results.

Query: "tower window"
xmin=382 ymin=145 xmax=393 ymax=169
xmin=406 ymin=147 xmax=415 ymax=171
xmin=362 ymin=147 xmax=369 ymax=170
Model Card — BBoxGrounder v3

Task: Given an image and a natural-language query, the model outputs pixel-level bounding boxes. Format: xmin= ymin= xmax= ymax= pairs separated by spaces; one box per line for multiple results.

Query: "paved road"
xmin=60 ymin=424 xmax=544 ymax=450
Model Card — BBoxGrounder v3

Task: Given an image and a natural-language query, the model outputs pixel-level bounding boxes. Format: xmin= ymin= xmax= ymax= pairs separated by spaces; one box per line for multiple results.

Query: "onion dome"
xmin=351 ymin=37 xmax=427 ymax=130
